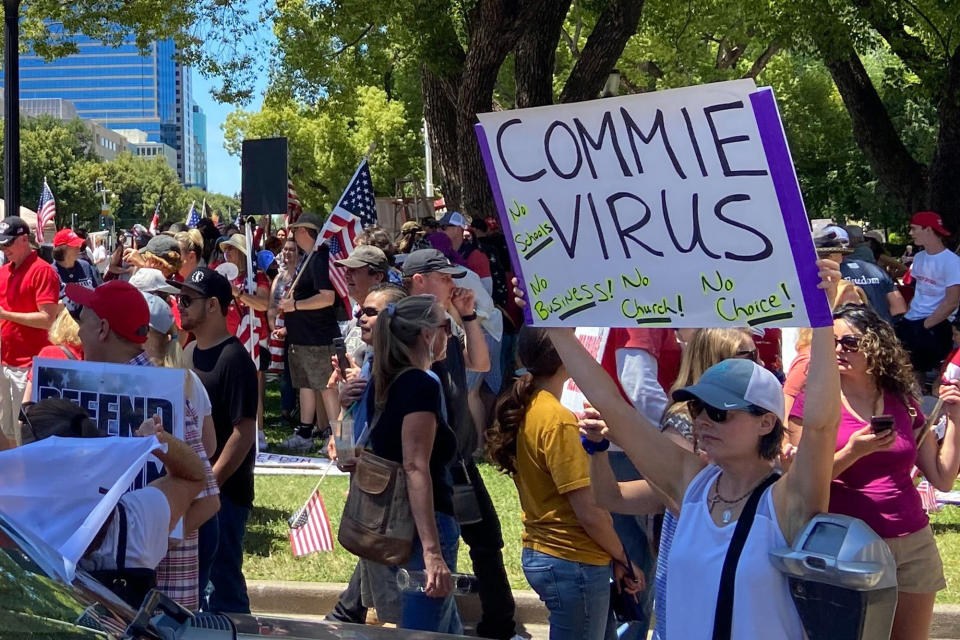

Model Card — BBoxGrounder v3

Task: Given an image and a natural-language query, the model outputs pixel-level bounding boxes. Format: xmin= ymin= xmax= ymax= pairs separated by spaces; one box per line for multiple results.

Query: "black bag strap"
xmin=114 ymin=502 xmax=127 ymax=573
xmin=58 ymin=345 xmax=77 ymax=360
xmin=711 ymin=472 xmax=780 ymax=640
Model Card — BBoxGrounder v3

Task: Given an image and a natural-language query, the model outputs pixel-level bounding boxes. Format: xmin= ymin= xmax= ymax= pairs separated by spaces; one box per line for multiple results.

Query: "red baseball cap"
xmin=53 ymin=228 xmax=85 ymax=248
xmin=911 ymin=211 xmax=950 ymax=236
xmin=65 ymin=281 xmax=149 ymax=344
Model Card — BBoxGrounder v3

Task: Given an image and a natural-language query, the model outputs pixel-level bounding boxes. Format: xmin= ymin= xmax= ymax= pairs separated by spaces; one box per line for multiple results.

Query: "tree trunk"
xmin=422 ymin=66 xmax=464 ymax=212
xmin=927 ymin=48 xmax=960 ymax=232
xmin=821 ymin=44 xmax=927 ymax=215
xmin=515 ymin=0 xmax=572 ymax=108
xmin=559 ymin=0 xmax=645 ymax=103
xmin=457 ymin=0 xmax=545 ymax=218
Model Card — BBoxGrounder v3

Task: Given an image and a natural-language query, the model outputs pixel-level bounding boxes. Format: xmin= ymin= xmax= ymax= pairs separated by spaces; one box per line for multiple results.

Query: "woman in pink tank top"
xmin=789 ymin=303 xmax=960 ymax=640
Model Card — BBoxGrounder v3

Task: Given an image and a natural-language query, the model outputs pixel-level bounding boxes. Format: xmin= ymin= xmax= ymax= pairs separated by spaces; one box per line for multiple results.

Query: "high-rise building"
xmin=192 ymin=104 xmax=208 ymax=191
xmin=0 ymin=32 xmax=206 ymax=187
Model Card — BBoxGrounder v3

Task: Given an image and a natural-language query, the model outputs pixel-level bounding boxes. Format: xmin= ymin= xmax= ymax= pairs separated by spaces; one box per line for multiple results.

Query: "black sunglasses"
xmin=689 ymin=399 xmax=766 ymax=423
xmin=177 ymin=294 xmax=209 ymax=309
xmin=735 ymin=348 xmax=760 ymax=363
xmin=354 ymin=306 xmax=380 ymax=320
xmin=834 ymin=335 xmax=862 ymax=353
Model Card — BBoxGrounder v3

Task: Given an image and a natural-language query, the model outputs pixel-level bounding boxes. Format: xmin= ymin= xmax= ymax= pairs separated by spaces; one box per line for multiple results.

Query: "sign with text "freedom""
xmin=475 ymin=79 xmax=831 ymax=329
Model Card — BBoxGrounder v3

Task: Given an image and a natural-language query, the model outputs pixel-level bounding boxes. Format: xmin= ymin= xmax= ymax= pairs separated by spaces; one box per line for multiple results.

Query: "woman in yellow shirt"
xmin=488 ymin=326 xmax=642 ymax=640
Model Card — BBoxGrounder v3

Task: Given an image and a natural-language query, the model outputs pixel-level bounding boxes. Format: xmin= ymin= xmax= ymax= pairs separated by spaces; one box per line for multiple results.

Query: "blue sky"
xmin=192 ymin=0 xmax=271 ymax=197
xmin=192 ymin=70 xmax=266 ymax=197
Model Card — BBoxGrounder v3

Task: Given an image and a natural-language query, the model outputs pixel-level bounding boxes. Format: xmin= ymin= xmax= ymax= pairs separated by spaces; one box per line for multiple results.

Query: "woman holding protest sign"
xmin=515 ymin=259 xmax=842 ymax=639
xmin=790 ymin=303 xmax=960 ymax=640
xmin=487 ymin=326 xmax=642 ymax=640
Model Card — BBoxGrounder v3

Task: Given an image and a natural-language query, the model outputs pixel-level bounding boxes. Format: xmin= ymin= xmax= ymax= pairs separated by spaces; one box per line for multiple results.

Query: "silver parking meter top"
xmin=770 ymin=513 xmax=897 ymax=590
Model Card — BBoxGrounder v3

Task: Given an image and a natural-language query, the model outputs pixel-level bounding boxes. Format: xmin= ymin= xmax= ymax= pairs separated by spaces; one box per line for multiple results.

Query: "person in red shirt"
xmin=0 ymin=216 xmax=59 ymax=445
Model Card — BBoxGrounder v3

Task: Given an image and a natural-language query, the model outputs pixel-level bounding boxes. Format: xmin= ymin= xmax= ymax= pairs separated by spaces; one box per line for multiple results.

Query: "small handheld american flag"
xmin=289 ymin=490 xmax=335 ymax=557
xmin=36 ymin=180 xmax=56 ymax=243
xmin=185 ymin=202 xmax=200 ymax=228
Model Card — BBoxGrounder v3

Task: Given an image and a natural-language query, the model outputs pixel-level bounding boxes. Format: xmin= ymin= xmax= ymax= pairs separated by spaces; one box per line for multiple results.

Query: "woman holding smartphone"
xmin=789 ymin=303 xmax=960 ymax=640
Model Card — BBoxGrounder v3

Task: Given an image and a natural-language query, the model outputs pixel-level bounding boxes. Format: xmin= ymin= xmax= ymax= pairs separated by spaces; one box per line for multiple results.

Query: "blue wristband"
xmin=580 ymin=434 xmax=610 ymax=455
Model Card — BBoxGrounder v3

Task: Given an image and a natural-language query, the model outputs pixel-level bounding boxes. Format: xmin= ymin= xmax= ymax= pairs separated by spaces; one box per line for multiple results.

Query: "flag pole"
xmin=244 ymin=219 xmax=256 ymax=361
xmin=288 ymin=457 xmax=337 ymax=526
xmin=284 ymin=147 xmax=375 ymax=297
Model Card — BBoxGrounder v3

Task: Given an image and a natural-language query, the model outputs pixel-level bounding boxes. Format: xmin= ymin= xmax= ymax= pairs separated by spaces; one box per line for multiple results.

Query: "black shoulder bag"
xmin=88 ymin=503 xmax=157 ymax=609
xmin=711 ymin=473 xmax=780 ymax=640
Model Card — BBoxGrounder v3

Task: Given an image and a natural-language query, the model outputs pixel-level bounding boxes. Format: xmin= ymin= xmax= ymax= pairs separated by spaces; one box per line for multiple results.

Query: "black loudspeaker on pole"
xmin=4 ymin=0 xmax=21 ymax=220
xmin=241 ymin=137 xmax=288 ymax=216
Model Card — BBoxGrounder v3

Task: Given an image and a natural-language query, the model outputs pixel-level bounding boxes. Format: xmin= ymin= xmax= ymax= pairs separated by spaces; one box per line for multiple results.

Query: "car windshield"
xmin=0 ymin=512 xmax=136 ymax=639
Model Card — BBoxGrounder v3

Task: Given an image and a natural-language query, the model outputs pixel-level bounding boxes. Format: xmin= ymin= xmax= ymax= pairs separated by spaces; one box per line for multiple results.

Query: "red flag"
xmin=918 ymin=479 xmax=941 ymax=513
xmin=289 ymin=491 xmax=335 ymax=557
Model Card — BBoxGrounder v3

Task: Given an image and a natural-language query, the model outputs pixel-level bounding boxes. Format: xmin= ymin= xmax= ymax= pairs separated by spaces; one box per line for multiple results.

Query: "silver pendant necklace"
xmin=709 ymin=473 xmax=767 ymax=524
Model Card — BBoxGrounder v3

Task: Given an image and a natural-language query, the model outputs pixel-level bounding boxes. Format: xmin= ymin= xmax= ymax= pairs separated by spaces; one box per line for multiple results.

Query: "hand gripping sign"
xmin=475 ymin=79 xmax=831 ymax=329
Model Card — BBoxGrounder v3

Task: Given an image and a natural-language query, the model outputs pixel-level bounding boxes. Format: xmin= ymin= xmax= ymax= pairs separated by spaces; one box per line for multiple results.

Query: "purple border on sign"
xmin=474 ymin=123 xmax=534 ymax=325
xmin=750 ymin=89 xmax=832 ymax=328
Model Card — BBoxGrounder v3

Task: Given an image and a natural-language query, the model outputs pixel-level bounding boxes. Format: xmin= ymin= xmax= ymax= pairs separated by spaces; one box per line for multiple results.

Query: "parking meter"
xmin=770 ymin=514 xmax=898 ymax=640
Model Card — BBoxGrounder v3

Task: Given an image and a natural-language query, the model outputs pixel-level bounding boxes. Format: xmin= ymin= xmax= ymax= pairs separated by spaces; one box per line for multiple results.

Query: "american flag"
xmin=288 ymin=490 xmax=335 ymax=556
xmin=918 ymin=479 xmax=941 ymax=513
xmin=36 ymin=180 xmax=56 ymax=243
xmin=319 ymin=160 xmax=378 ymax=307
xmin=285 ymin=177 xmax=303 ymax=227
xmin=148 ymin=199 xmax=161 ymax=235
xmin=185 ymin=202 xmax=200 ymax=228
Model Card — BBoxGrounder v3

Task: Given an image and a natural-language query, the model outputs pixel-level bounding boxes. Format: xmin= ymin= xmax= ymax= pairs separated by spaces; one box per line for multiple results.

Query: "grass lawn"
xmin=248 ymin=384 xmax=960 ymax=601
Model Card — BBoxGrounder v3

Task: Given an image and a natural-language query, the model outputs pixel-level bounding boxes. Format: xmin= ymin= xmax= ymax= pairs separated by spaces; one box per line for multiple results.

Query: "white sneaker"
xmin=282 ymin=433 xmax=315 ymax=452
xmin=257 ymin=431 xmax=268 ymax=452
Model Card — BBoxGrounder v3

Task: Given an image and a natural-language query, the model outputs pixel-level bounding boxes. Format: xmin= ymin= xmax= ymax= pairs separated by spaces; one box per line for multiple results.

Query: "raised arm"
xmin=917 ymin=384 xmax=960 ymax=491
xmin=548 ymin=328 xmax=703 ymax=510
xmin=775 ymin=261 xmax=842 ymax=543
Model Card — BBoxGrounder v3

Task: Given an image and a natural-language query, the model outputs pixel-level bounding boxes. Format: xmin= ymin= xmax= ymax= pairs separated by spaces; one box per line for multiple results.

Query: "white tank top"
xmin=665 ymin=465 xmax=805 ymax=640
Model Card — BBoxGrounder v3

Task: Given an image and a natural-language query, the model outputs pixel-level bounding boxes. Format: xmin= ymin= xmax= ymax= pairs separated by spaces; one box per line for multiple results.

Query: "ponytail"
xmin=488 ymin=372 xmax=537 ymax=474
xmin=487 ymin=326 xmax=563 ymax=475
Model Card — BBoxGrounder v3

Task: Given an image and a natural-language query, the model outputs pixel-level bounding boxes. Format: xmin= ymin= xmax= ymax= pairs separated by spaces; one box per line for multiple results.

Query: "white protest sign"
xmin=559 ymin=328 xmax=609 ymax=415
xmin=32 ymin=358 xmax=186 ymax=487
xmin=475 ymin=79 xmax=831 ymax=329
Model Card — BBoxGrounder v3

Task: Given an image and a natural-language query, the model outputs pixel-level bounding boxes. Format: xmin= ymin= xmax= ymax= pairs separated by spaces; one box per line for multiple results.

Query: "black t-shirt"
xmin=368 ymin=369 xmax=457 ymax=515
xmin=191 ymin=336 xmax=258 ymax=508
xmin=285 ymin=246 xmax=340 ymax=346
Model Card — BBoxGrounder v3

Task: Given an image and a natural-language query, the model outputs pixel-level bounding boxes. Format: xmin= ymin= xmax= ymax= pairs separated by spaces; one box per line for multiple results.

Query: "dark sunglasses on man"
xmin=177 ymin=294 xmax=208 ymax=309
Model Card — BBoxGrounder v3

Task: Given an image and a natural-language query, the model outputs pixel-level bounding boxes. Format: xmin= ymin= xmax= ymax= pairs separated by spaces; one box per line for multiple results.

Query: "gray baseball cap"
xmin=401 ymin=248 xmax=466 ymax=278
xmin=334 ymin=245 xmax=389 ymax=272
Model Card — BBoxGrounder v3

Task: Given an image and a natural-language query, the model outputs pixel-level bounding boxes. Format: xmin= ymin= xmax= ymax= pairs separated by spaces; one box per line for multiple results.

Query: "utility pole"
xmin=3 ymin=0 xmax=21 ymax=218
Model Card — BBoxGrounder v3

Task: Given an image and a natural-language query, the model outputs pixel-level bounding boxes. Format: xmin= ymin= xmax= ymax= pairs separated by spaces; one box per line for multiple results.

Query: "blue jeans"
xmin=208 ymin=496 xmax=251 ymax=613
xmin=607 ymin=452 xmax=655 ymax=639
xmin=197 ymin=513 xmax=220 ymax=611
xmin=401 ymin=511 xmax=462 ymax=635
xmin=522 ymin=548 xmax=614 ymax=640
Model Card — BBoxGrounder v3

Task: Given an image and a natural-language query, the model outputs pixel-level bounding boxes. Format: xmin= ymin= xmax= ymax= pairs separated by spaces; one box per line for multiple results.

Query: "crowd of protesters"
xmin=1 ymin=204 xmax=960 ymax=640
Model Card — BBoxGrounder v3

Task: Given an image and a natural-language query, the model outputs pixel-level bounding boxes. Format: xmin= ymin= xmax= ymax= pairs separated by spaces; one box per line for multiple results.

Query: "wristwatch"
xmin=461 ymin=310 xmax=478 ymax=322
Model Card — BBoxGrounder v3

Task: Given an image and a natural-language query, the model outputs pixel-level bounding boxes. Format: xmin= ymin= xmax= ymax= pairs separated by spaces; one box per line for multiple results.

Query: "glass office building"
xmin=0 ymin=33 xmax=206 ymax=188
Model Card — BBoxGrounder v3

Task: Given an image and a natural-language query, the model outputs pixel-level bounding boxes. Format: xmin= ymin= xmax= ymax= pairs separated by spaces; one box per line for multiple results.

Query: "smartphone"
xmin=871 ymin=414 xmax=894 ymax=434
xmin=333 ymin=337 xmax=349 ymax=379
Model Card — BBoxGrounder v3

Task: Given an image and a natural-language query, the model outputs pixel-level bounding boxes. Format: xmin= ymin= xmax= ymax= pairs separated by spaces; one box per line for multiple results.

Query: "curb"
xmin=250 ymin=581 xmax=960 ymax=637
xmin=249 ymin=580 xmax=549 ymax=626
